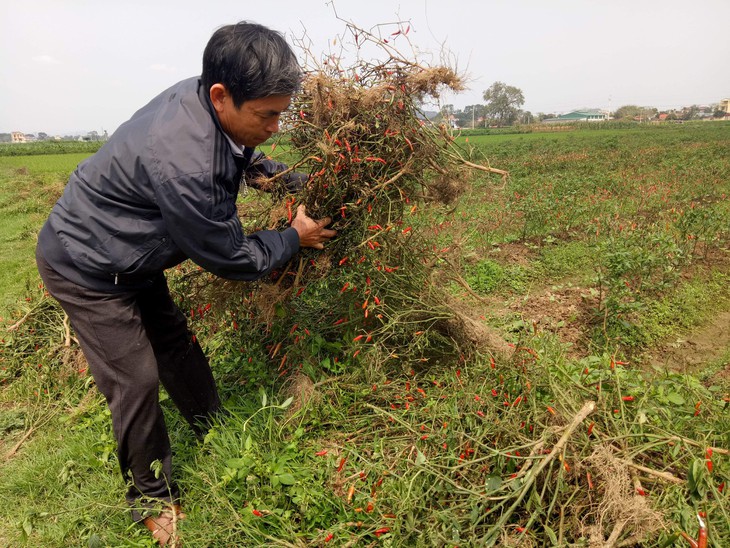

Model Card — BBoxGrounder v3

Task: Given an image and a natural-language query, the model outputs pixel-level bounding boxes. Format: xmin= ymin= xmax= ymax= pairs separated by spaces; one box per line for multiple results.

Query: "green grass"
xmin=0 ymin=153 xmax=90 ymax=315
xmin=1 ymin=125 xmax=729 ymax=547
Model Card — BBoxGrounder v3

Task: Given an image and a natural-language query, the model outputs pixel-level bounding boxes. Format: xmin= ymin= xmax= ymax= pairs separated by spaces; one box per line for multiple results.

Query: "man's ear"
xmin=209 ymin=84 xmax=228 ymax=113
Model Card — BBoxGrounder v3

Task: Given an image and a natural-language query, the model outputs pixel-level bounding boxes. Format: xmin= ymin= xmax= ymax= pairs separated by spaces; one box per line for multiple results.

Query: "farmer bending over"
xmin=36 ymin=21 xmax=335 ymax=545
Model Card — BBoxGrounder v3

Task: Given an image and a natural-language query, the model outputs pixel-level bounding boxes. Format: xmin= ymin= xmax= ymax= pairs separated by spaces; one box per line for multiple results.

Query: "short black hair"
xmin=202 ymin=21 xmax=302 ymax=107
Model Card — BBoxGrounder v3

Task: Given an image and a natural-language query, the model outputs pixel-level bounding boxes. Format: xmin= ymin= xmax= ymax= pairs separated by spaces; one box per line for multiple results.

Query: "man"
xmin=36 ymin=22 xmax=335 ymax=545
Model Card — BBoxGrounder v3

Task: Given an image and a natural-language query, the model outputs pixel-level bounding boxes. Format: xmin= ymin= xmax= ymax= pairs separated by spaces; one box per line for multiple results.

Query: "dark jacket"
xmin=38 ymin=77 xmax=304 ymax=292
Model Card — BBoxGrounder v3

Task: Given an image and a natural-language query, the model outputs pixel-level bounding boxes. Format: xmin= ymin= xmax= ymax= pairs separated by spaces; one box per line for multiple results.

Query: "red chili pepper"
xmin=587 ymin=422 xmax=595 ymax=436
xmin=375 ymin=527 xmax=390 ymax=537
xmin=337 ymin=457 xmax=347 ymax=472
xmin=622 ymin=396 xmax=634 ymax=401
xmin=315 ymin=450 xmax=328 ymax=457
xmin=547 ymin=406 xmax=556 ymax=415
xmin=338 ymin=256 xmax=349 ymax=266
xmin=697 ymin=514 xmax=707 ymax=548
xmin=324 ymin=533 xmax=333 ymax=542
xmin=252 ymin=509 xmax=263 ymax=517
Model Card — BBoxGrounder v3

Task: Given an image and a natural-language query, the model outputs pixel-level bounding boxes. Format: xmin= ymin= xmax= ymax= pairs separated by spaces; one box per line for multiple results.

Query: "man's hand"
xmin=291 ymin=204 xmax=336 ymax=250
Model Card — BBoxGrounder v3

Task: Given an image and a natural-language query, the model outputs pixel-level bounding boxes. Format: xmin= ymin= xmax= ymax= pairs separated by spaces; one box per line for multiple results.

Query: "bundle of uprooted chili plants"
xmin=180 ymin=31 xmax=507 ymax=380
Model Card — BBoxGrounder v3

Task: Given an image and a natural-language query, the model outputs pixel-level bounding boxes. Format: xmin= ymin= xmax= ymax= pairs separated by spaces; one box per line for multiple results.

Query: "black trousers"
xmin=36 ymin=249 xmax=220 ymax=520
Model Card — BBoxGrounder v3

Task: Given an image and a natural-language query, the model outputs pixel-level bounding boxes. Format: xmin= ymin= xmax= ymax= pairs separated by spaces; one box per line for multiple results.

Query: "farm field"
xmin=0 ymin=123 xmax=728 ymax=547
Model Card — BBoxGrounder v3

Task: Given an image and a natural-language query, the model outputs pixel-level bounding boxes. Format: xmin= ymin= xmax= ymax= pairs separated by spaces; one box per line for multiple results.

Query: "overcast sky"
xmin=2 ymin=0 xmax=729 ymax=135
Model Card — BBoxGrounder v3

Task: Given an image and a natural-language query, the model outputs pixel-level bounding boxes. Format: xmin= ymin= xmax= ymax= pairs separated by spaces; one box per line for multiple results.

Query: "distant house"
xmin=543 ymin=109 xmax=608 ymax=123
xmin=561 ymin=109 xmax=608 ymax=121
xmin=719 ymin=98 xmax=730 ymax=119
xmin=11 ymin=131 xmax=26 ymax=143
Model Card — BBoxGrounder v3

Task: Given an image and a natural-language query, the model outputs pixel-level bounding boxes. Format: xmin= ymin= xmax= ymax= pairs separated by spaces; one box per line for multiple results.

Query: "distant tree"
xmin=681 ymin=105 xmax=699 ymax=120
xmin=613 ymin=105 xmax=641 ymax=120
xmin=458 ymin=104 xmax=485 ymax=128
xmin=516 ymin=110 xmax=534 ymax=124
xmin=37 ymin=132 xmax=49 ymax=141
xmin=482 ymin=82 xmax=525 ymax=126
xmin=536 ymin=112 xmax=556 ymax=122
xmin=436 ymin=104 xmax=454 ymax=121
xmin=0 ymin=133 xmax=11 ymax=143
xmin=613 ymin=105 xmax=657 ymax=121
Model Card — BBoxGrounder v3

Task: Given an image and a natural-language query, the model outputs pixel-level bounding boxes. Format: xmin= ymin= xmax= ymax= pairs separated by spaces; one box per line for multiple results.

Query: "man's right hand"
xmin=291 ymin=204 xmax=336 ymax=250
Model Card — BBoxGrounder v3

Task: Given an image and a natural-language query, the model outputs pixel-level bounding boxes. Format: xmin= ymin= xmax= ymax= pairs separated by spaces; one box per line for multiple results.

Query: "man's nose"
xmin=266 ymin=117 xmax=280 ymax=133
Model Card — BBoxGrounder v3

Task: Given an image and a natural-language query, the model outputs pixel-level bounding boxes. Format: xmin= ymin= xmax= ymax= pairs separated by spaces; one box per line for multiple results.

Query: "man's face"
xmin=213 ymin=88 xmax=291 ymax=148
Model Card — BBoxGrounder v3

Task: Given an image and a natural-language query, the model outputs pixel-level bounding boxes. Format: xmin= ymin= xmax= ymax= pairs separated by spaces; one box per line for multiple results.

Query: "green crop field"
xmin=0 ymin=153 xmax=93 ymax=314
xmin=1 ymin=124 xmax=728 ymax=547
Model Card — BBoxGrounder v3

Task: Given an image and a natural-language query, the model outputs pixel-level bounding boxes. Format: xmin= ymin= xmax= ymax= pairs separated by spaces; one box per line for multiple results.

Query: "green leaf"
xmin=485 ymin=475 xmax=502 ymax=492
xmin=545 ymin=526 xmax=558 ymax=546
xmin=260 ymin=389 xmax=268 ymax=407
xmin=415 ymin=449 xmax=427 ymax=466
xmin=687 ymin=458 xmax=706 ymax=500
xmin=278 ymin=473 xmax=296 ymax=485
xmin=280 ymin=396 xmax=294 ymax=409
xmin=244 ymin=435 xmax=253 ymax=451
xmin=666 ymin=392 xmax=685 ymax=405
xmin=226 ymin=458 xmax=248 ymax=469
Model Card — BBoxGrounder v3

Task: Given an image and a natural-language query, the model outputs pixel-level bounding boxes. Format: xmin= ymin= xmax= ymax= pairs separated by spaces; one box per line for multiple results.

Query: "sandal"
xmin=143 ymin=504 xmax=186 ymax=547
